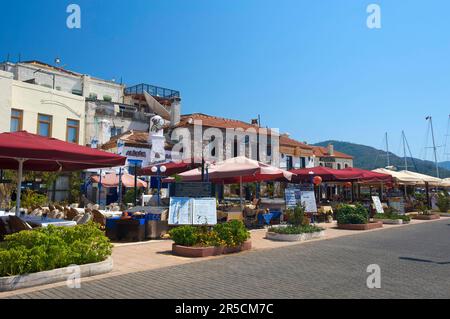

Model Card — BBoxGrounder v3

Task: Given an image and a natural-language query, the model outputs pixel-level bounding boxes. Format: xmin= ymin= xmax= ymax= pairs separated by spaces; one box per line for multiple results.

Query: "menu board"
xmin=389 ymin=197 xmax=405 ymax=215
xmin=285 ymin=188 xmax=301 ymax=208
xmin=173 ymin=182 xmax=212 ymax=197
xmin=372 ymin=196 xmax=384 ymax=214
xmin=169 ymin=197 xmax=217 ymax=225
xmin=169 ymin=197 xmax=193 ymax=225
xmin=192 ymin=198 xmax=217 ymax=225
xmin=300 ymin=191 xmax=317 ymax=213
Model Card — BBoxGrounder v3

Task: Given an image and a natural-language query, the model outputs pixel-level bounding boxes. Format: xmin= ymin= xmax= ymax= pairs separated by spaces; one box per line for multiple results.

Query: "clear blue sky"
xmin=1 ymin=0 xmax=449 ymax=161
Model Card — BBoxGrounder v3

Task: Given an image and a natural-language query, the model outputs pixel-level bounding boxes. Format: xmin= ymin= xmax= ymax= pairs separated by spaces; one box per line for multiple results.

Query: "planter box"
xmin=172 ymin=244 xmax=216 ymax=258
xmin=337 ymin=221 xmax=383 ymax=230
xmin=172 ymin=240 xmax=252 ymax=258
xmin=413 ymin=214 xmax=440 ymax=220
xmin=0 ymin=257 xmax=113 ymax=292
xmin=266 ymin=230 xmax=324 ymax=242
xmin=439 ymin=213 xmax=450 ymax=217
xmin=373 ymin=218 xmax=405 ymax=225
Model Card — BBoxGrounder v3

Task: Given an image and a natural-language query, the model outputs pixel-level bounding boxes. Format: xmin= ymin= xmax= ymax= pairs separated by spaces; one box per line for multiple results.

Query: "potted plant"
xmin=336 ymin=204 xmax=382 ymax=230
xmin=169 ymin=221 xmax=251 ymax=258
xmin=266 ymin=205 xmax=325 ymax=242
xmin=436 ymin=192 xmax=450 ymax=217
xmin=413 ymin=202 xmax=440 ymax=220
xmin=372 ymin=207 xmax=411 ymax=225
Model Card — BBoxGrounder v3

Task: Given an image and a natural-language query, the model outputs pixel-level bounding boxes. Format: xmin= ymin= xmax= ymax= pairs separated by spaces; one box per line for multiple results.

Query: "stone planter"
xmin=172 ymin=244 xmax=216 ymax=258
xmin=413 ymin=214 xmax=440 ymax=220
xmin=0 ymin=257 xmax=113 ymax=292
xmin=172 ymin=241 xmax=252 ymax=258
xmin=439 ymin=213 xmax=450 ymax=217
xmin=337 ymin=221 xmax=383 ymax=230
xmin=373 ymin=218 xmax=405 ymax=225
xmin=266 ymin=230 xmax=325 ymax=242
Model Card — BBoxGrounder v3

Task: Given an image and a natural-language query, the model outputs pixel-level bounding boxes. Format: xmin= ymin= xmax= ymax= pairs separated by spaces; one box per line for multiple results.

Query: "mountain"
xmin=439 ymin=161 xmax=450 ymax=170
xmin=313 ymin=140 xmax=450 ymax=178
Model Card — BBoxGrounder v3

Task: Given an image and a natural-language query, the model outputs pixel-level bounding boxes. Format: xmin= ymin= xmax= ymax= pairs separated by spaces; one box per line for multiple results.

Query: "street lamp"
xmin=151 ymin=165 xmax=167 ymax=206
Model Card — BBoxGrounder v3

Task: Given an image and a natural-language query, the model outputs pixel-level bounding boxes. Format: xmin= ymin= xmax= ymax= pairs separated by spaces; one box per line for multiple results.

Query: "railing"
xmin=93 ymin=103 xmax=152 ymax=122
xmin=124 ymin=83 xmax=180 ymax=98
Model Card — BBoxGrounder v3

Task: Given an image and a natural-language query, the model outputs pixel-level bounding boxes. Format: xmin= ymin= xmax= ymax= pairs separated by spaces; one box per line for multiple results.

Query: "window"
xmin=337 ymin=163 xmax=342 ymax=170
xmin=66 ymin=119 xmax=80 ymax=143
xmin=110 ymin=126 xmax=123 ymax=137
xmin=37 ymin=114 xmax=52 ymax=137
xmin=286 ymin=155 xmax=293 ymax=171
xmin=344 ymin=163 xmax=349 ymax=168
xmin=10 ymin=109 xmax=23 ymax=132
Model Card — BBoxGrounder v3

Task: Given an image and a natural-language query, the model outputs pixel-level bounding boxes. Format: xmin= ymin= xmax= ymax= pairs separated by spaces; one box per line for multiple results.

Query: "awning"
xmin=372 ymin=168 xmax=443 ymax=186
xmin=179 ymin=156 xmax=294 ymax=184
xmin=91 ymin=173 xmax=147 ymax=188
xmin=289 ymin=166 xmax=362 ymax=183
xmin=0 ymin=131 xmax=126 ymax=213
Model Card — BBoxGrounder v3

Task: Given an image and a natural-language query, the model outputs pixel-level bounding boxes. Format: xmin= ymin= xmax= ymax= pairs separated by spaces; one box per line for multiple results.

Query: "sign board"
xmin=389 ymin=197 xmax=405 ymax=215
xmin=371 ymin=196 xmax=384 ymax=214
xmin=173 ymin=182 xmax=212 ymax=198
xmin=142 ymin=195 xmax=153 ymax=206
xmin=285 ymin=186 xmax=301 ymax=208
xmin=169 ymin=197 xmax=217 ymax=225
xmin=192 ymin=198 xmax=217 ymax=225
xmin=300 ymin=191 xmax=317 ymax=213
xmin=169 ymin=197 xmax=193 ymax=225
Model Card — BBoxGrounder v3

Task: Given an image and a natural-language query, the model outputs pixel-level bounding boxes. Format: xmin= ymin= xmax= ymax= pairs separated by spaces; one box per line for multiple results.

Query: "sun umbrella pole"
xmin=240 ymin=175 xmax=243 ymax=210
xmin=15 ymin=158 xmax=25 ymax=216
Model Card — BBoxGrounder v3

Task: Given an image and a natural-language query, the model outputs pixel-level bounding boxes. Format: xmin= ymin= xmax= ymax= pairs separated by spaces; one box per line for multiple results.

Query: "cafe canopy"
xmin=289 ymin=166 xmax=361 ymax=183
xmin=342 ymin=167 xmax=392 ymax=183
xmin=140 ymin=159 xmax=203 ymax=176
xmin=0 ymin=131 xmax=126 ymax=212
xmin=373 ymin=168 xmax=443 ymax=186
xmin=178 ymin=156 xmax=295 ymax=184
xmin=91 ymin=173 xmax=147 ymax=188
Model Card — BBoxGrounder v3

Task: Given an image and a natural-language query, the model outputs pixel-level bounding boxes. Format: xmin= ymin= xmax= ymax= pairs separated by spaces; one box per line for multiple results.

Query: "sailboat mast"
xmin=426 ymin=116 xmax=440 ymax=178
xmin=385 ymin=132 xmax=390 ymax=167
xmin=402 ymin=131 xmax=408 ymax=170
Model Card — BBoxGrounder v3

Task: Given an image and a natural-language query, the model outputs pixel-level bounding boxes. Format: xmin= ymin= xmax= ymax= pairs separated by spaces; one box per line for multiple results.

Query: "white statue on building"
xmin=148 ymin=115 xmax=166 ymax=163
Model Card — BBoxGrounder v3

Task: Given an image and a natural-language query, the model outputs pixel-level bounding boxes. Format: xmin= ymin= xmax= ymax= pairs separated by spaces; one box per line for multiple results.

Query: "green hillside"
xmin=313 ymin=140 xmax=450 ymax=178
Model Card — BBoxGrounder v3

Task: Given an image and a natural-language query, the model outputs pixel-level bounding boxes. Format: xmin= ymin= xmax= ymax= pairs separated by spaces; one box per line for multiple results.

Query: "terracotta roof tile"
xmin=175 ymin=113 xmax=313 ymax=150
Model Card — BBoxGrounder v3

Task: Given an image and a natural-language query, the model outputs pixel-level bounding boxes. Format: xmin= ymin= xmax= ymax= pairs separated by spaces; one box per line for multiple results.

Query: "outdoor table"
xmin=20 ymin=215 xmax=77 ymax=227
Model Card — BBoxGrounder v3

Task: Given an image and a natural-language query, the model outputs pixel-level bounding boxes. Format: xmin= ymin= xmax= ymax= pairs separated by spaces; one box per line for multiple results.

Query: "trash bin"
xmin=116 ymin=218 xmax=145 ymax=242
xmin=145 ymin=220 xmax=169 ymax=239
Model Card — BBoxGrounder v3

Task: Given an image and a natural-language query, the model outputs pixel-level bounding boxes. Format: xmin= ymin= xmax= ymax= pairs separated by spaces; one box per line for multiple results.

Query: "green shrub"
xmin=15 ymin=190 xmax=47 ymax=210
xmin=336 ymin=204 xmax=368 ymax=225
xmin=268 ymin=224 xmax=324 ymax=235
xmin=373 ymin=213 xmax=411 ymax=222
xmin=285 ymin=205 xmax=305 ymax=226
xmin=169 ymin=221 xmax=250 ymax=248
xmin=169 ymin=225 xmax=199 ymax=247
xmin=436 ymin=192 xmax=449 ymax=213
xmin=0 ymin=223 xmax=112 ymax=277
xmin=213 ymin=220 xmax=250 ymax=247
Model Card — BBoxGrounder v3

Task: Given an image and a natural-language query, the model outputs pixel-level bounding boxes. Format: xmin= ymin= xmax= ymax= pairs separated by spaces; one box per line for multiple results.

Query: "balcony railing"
xmin=124 ymin=83 xmax=180 ymax=98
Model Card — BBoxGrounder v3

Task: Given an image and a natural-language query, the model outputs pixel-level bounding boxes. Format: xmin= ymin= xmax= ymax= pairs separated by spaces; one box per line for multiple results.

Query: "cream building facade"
xmin=0 ymin=69 xmax=86 ymax=144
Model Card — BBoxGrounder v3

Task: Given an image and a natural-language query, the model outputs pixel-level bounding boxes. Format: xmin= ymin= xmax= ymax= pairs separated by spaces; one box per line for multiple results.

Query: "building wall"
xmin=314 ymin=157 xmax=353 ymax=169
xmin=11 ymin=80 xmax=86 ymax=143
xmin=1 ymin=62 xmax=124 ymax=103
xmin=85 ymin=101 xmax=150 ymax=146
xmin=0 ymin=70 xmax=13 ymax=133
